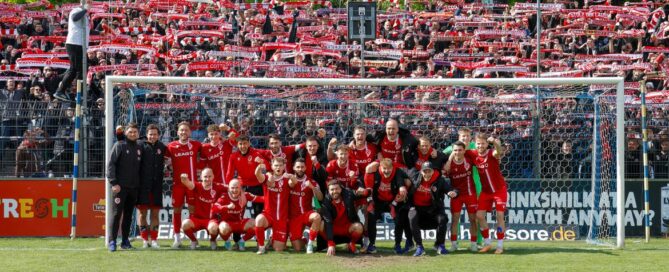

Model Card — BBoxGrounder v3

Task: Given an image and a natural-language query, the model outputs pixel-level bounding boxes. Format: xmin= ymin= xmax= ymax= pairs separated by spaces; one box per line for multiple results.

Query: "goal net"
xmin=104 ymin=77 xmax=625 ymax=248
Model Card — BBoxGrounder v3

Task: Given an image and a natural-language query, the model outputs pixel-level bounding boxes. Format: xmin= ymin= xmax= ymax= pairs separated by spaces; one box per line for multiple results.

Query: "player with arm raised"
xmin=444 ymin=141 xmax=479 ymax=252
xmin=254 ymin=157 xmax=298 ymax=254
xmin=348 ymin=125 xmax=378 ymax=250
xmin=465 ymin=134 xmax=507 ymax=254
xmin=165 ymin=121 xmax=202 ymax=248
xmin=211 ymin=178 xmax=263 ymax=251
xmin=180 ymin=168 xmax=223 ymax=250
xmin=288 ymin=158 xmax=323 ymax=253
xmin=259 ymin=133 xmax=305 ymax=173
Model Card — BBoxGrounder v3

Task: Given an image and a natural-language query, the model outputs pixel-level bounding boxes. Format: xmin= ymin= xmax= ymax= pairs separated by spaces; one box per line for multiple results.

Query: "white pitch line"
xmin=0 ymin=247 xmax=101 ymax=251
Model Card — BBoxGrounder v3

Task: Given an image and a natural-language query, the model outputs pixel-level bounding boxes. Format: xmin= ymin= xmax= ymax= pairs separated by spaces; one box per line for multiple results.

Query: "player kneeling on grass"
xmin=408 ymin=162 xmax=458 ymax=256
xmin=289 ymin=158 xmax=324 ymax=254
xmin=320 ymin=181 xmax=364 ymax=256
xmin=180 ymin=168 xmax=223 ymax=250
xmin=444 ymin=141 xmax=479 ymax=252
xmin=211 ymin=179 xmax=263 ymax=251
xmin=465 ymin=134 xmax=508 ymax=254
xmin=254 ymin=157 xmax=298 ymax=254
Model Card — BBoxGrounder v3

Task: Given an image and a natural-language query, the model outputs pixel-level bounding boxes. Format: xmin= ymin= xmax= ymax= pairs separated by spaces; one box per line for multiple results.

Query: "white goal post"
xmin=104 ymin=76 xmax=625 ymax=249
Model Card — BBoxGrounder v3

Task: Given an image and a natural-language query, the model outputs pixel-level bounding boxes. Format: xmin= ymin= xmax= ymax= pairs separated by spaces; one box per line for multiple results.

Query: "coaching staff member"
xmin=107 ymin=123 xmax=142 ymax=252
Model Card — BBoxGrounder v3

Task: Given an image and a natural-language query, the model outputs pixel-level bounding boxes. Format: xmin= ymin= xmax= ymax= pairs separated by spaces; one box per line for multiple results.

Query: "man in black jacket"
xmin=107 ymin=123 xmax=142 ymax=252
xmin=293 ymin=136 xmax=329 ymax=196
xmin=363 ymin=158 xmax=413 ymax=254
xmin=136 ymin=124 xmax=166 ymax=249
xmin=368 ymin=118 xmax=418 ymax=170
xmin=319 ymin=181 xmax=364 ymax=256
xmin=408 ymin=162 xmax=458 ymax=256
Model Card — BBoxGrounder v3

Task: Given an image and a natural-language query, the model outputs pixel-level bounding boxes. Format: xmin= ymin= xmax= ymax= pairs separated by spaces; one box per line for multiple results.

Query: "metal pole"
xmin=640 ymin=80 xmax=651 ymax=243
xmin=70 ymin=0 xmax=88 ymax=240
xmin=359 ymin=18 xmax=365 ymax=79
xmin=533 ymin=0 xmax=542 ymax=178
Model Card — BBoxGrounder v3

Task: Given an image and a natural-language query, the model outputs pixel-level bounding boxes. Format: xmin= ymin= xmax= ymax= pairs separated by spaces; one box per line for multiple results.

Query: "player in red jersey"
xmin=349 ymin=126 xmax=378 ymax=172
xmin=319 ymin=181 xmax=364 ymax=256
xmin=165 ymin=121 xmax=202 ymax=248
xmin=288 ymin=158 xmax=323 ymax=253
xmin=211 ymin=178 xmax=263 ymax=251
xmin=444 ymin=141 xmax=479 ymax=252
xmin=370 ymin=119 xmax=418 ymax=169
xmin=226 ymin=134 xmax=270 ymax=216
xmin=179 ymin=168 xmax=223 ymax=250
xmin=364 ymin=158 xmax=413 ymax=254
xmin=254 ymin=157 xmax=298 ymax=254
xmin=259 ymin=133 xmax=304 ymax=173
xmin=200 ymin=124 xmax=236 ymax=187
xmin=465 ymin=133 xmax=507 ymax=254
xmin=326 ymin=145 xmax=360 ymax=192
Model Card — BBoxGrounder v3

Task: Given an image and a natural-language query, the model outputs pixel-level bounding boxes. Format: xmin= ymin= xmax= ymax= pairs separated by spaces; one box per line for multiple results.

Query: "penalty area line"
xmin=0 ymin=247 xmax=101 ymax=251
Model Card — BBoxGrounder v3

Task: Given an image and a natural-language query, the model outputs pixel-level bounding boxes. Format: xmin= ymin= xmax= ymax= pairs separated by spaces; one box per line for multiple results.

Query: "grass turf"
xmin=1 ymin=238 xmax=667 ymax=272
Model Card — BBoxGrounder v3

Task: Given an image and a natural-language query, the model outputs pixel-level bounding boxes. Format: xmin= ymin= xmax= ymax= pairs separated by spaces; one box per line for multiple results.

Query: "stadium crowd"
xmin=0 ymin=0 xmax=668 ymax=181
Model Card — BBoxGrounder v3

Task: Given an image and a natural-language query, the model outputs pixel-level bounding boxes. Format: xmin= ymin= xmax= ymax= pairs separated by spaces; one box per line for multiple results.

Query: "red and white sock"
xmin=255 ymin=227 xmax=265 ymax=247
xmin=308 ymin=229 xmax=318 ymax=242
xmin=184 ymin=228 xmax=197 ymax=242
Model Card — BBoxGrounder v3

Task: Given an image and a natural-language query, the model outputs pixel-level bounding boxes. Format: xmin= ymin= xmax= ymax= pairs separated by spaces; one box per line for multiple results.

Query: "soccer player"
xmin=200 ymin=124 xmax=236 ymax=187
xmin=288 ymin=158 xmax=323 ymax=253
xmin=465 ymin=134 xmax=507 ymax=254
xmin=254 ymin=157 xmax=298 ymax=254
xmin=408 ymin=162 xmax=458 ymax=256
xmin=226 ymin=134 xmax=270 ymax=216
xmin=444 ymin=141 xmax=479 ymax=252
xmin=165 ymin=121 xmax=202 ymax=248
xmin=370 ymin=118 xmax=418 ymax=169
xmin=325 ymin=145 xmax=360 ymax=193
xmin=180 ymin=168 xmax=223 ymax=250
xmin=294 ymin=136 xmax=329 ymax=193
xmin=443 ymin=127 xmax=483 ymax=246
xmin=137 ymin=124 xmax=167 ymax=248
xmin=107 ymin=123 xmax=142 ymax=252
xmin=211 ymin=178 xmax=263 ymax=251
xmin=364 ymin=158 xmax=413 ymax=254
xmin=259 ymin=133 xmax=304 ymax=173
xmin=320 ymin=181 xmax=364 ymax=256
xmin=349 ymin=126 xmax=378 ymax=174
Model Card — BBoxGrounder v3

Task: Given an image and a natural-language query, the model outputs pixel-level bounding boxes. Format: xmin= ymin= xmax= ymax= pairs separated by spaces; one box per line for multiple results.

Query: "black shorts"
xmin=137 ymin=187 xmax=163 ymax=207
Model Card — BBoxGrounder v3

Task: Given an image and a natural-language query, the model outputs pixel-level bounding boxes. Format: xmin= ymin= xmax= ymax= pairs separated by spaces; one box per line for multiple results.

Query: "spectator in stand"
xmin=652 ymin=139 xmax=669 ymax=179
xmin=625 ymin=138 xmax=643 ymax=179
xmin=15 ymin=127 xmax=50 ymax=178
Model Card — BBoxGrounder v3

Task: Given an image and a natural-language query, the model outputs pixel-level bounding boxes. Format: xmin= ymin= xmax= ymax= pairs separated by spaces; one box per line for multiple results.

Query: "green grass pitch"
xmin=1 ymin=238 xmax=668 ymax=272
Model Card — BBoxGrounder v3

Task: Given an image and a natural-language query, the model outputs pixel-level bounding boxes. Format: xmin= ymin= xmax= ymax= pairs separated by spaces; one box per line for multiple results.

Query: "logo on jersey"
xmin=210 ymin=189 xmax=216 ymax=198
xmin=156 ymin=149 xmax=161 ymax=155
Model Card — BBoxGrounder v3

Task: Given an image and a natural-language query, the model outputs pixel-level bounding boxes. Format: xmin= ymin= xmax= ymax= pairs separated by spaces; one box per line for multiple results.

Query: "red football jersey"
xmin=201 ymin=140 xmax=234 ymax=186
xmin=448 ymin=158 xmax=476 ymax=196
xmin=212 ymin=191 xmax=260 ymax=222
xmin=259 ymin=144 xmax=304 ymax=173
xmin=263 ymin=173 xmax=291 ymax=221
xmin=465 ymin=149 xmax=507 ymax=193
xmin=289 ymin=176 xmax=319 ymax=218
xmin=192 ymin=182 xmax=223 ymax=219
xmin=379 ymin=136 xmax=404 ymax=166
xmin=325 ymin=159 xmax=360 ymax=190
xmin=166 ymin=140 xmax=202 ymax=188
xmin=226 ymin=148 xmax=269 ymax=187
xmin=332 ymin=199 xmax=350 ymax=226
xmin=349 ymin=143 xmax=378 ymax=173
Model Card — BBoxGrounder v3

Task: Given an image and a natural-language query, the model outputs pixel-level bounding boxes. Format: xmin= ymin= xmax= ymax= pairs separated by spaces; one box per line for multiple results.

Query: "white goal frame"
xmin=104 ymin=76 xmax=625 ymax=249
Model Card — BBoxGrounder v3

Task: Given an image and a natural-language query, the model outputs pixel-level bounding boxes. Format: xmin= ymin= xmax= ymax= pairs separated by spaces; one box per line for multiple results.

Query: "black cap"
xmin=421 ymin=161 xmax=433 ymax=171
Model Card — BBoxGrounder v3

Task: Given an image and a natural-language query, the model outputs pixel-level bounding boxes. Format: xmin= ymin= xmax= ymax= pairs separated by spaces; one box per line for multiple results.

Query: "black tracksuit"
xmin=319 ymin=187 xmax=360 ymax=242
xmin=138 ymin=140 xmax=167 ymax=207
xmin=407 ymin=175 xmax=458 ymax=247
xmin=107 ymin=139 xmax=142 ymax=242
xmin=366 ymin=168 xmax=412 ymax=247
